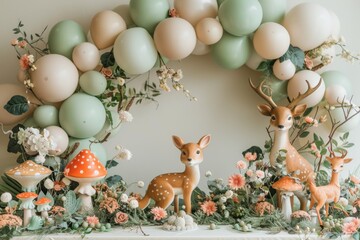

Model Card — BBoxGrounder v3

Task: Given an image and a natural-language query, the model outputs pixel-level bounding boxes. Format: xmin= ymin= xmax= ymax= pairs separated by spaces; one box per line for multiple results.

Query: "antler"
xmin=287 ymin=78 xmax=322 ymax=109
xmin=249 ymin=78 xmax=277 ymax=108
xmin=340 ymin=149 xmax=348 ymax=158
xmin=328 ymin=147 xmax=335 ymax=158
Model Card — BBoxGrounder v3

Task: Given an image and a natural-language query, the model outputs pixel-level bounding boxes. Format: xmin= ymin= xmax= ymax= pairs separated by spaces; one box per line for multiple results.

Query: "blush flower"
xmin=114 ymin=211 xmax=128 ymax=224
xmin=305 ymin=116 xmax=314 ymax=124
xmin=10 ymin=39 xmax=18 ymax=46
xmin=244 ymin=152 xmax=257 ymax=161
xmin=246 ymin=170 xmax=253 ymax=177
xmin=101 ymin=67 xmax=112 ymax=77
xmin=228 ymin=174 xmax=245 ymax=190
xmin=256 ymin=170 xmax=265 ymax=179
xmin=151 ymin=207 xmax=167 ymax=221
xmin=86 ymin=215 xmax=100 ymax=225
xmin=18 ymin=40 xmax=27 ymax=48
xmin=343 ymin=222 xmax=358 ymax=234
xmin=200 ymin=200 xmax=217 ymax=216
xmin=236 ymin=160 xmax=247 ymax=170
xmin=19 ymin=54 xmax=31 ymax=70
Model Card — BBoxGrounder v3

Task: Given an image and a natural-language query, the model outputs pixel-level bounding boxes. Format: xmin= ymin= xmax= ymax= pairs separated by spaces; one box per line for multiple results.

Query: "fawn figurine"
xmin=138 ymin=135 xmax=211 ymax=214
xmin=249 ymin=79 xmax=322 ymax=210
xmin=308 ymin=150 xmax=352 ymax=226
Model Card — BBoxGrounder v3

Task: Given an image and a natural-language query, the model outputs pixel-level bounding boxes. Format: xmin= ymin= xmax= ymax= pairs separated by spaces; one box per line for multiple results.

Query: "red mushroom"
xmin=35 ymin=197 xmax=52 ymax=219
xmin=64 ymin=149 xmax=107 ymax=213
xmin=16 ymin=192 xmax=38 ymax=227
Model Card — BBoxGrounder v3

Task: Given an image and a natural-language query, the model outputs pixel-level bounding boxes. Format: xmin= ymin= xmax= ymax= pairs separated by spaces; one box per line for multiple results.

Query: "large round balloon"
xmin=114 ymin=27 xmax=158 ymax=74
xmin=325 ymin=106 xmax=360 ymax=133
xmin=79 ymin=71 xmax=107 ymax=96
xmin=211 ymin=32 xmax=251 ymax=69
xmin=283 ymin=3 xmax=332 ymax=51
xmin=287 ymin=70 xmax=326 ymax=107
xmin=154 ymin=18 xmax=197 ymax=61
xmin=129 ymin=0 xmax=169 ymax=34
xmin=328 ymin=10 xmax=341 ymax=40
xmin=48 ymin=20 xmax=86 ymax=59
xmin=46 ymin=126 xmax=69 ymax=155
xmin=196 ymin=18 xmax=223 ymax=45
xmin=33 ymin=105 xmax=59 ymax=128
xmin=113 ymin=4 xmax=136 ymax=28
xmin=95 ymin=110 xmax=122 ymax=140
xmin=67 ymin=137 xmax=107 ymax=165
xmin=258 ymin=0 xmax=286 ymax=23
xmin=72 ymin=42 xmax=100 ymax=72
xmin=192 ymin=40 xmax=211 ymax=56
xmin=321 ymin=70 xmax=352 ymax=95
xmin=265 ymin=77 xmax=288 ymax=102
xmin=253 ymin=22 xmax=290 ymax=60
xmin=218 ymin=0 xmax=263 ymax=36
xmin=272 ymin=59 xmax=296 ymax=81
xmin=30 ymin=54 xmax=79 ymax=103
xmin=59 ymin=93 xmax=106 ymax=138
xmin=174 ymin=0 xmax=218 ymax=26
xmin=325 ymin=85 xmax=347 ymax=105
xmin=0 ymin=84 xmax=39 ymax=125
xmin=90 ymin=10 xmax=127 ymax=50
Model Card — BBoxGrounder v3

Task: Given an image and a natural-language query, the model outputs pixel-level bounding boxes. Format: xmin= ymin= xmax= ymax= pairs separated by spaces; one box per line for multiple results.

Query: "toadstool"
xmin=272 ymin=176 xmax=302 ymax=222
xmin=16 ymin=192 xmax=38 ymax=227
xmin=35 ymin=197 xmax=52 ymax=219
xmin=6 ymin=160 xmax=52 ymax=192
xmin=64 ymin=149 xmax=107 ymax=213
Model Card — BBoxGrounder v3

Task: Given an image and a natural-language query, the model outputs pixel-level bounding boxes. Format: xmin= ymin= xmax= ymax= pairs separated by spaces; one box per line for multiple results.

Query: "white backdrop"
xmin=0 ymin=0 xmax=359 ymax=193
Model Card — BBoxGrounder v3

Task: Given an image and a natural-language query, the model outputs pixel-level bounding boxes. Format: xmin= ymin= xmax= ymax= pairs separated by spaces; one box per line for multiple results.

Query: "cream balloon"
xmin=253 ymin=22 xmax=290 ymax=60
xmin=90 ymin=10 xmax=127 ymax=50
xmin=246 ymin=47 xmax=265 ymax=71
xmin=272 ymin=59 xmax=296 ymax=81
xmin=46 ymin=126 xmax=69 ymax=155
xmin=154 ymin=18 xmax=197 ymax=61
xmin=287 ymin=70 xmax=326 ymax=107
xmin=195 ymin=18 xmax=223 ymax=45
xmin=174 ymin=0 xmax=218 ymax=26
xmin=328 ymin=10 xmax=341 ymax=40
xmin=72 ymin=42 xmax=100 ymax=72
xmin=30 ymin=54 xmax=79 ymax=103
xmin=192 ymin=39 xmax=211 ymax=56
xmin=283 ymin=3 xmax=332 ymax=51
xmin=325 ymin=85 xmax=347 ymax=106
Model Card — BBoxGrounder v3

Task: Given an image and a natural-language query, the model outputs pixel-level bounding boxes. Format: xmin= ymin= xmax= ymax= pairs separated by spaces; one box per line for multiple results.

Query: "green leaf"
xmin=105 ymin=175 xmax=123 ymax=187
xmin=64 ymin=191 xmax=81 ymax=215
xmin=303 ymin=107 xmax=313 ymax=116
xmin=299 ymin=131 xmax=310 ymax=138
xmin=323 ymin=160 xmax=331 ymax=169
xmin=7 ymin=124 xmax=24 ymax=154
xmin=105 ymin=160 xmax=119 ymax=169
xmin=100 ymin=51 xmax=115 ymax=68
xmin=4 ymin=95 xmax=29 ymax=115
xmin=343 ymin=132 xmax=349 ymax=140
xmin=256 ymin=61 xmax=274 ymax=76
xmin=279 ymin=45 xmax=305 ymax=69
xmin=27 ymin=216 xmax=43 ymax=231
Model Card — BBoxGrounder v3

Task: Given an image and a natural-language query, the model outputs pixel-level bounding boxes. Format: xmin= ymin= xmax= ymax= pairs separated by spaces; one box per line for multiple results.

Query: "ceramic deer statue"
xmin=249 ymin=79 xmax=321 ymax=210
xmin=308 ymin=150 xmax=352 ymax=225
xmin=138 ymin=135 xmax=211 ymax=214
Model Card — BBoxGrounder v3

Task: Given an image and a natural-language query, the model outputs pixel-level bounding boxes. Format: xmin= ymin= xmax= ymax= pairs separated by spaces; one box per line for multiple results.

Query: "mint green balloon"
xmin=219 ymin=0 xmax=263 ymax=36
xmin=59 ymin=93 xmax=106 ymax=138
xmin=68 ymin=137 xmax=107 ymax=165
xmin=94 ymin=110 xmax=121 ymax=140
xmin=217 ymin=0 xmax=227 ymax=7
xmin=130 ymin=0 xmax=169 ymax=33
xmin=265 ymin=77 xmax=288 ymax=102
xmin=33 ymin=105 xmax=59 ymax=128
xmin=79 ymin=71 xmax=107 ymax=96
xmin=211 ymin=32 xmax=251 ymax=69
xmin=23 ymin=117 xmax=39 ymax=128
xmin=321 ymin=70 xmax=352 ymax=95
xmin=48 ymin=20 xmax=86 ymax=59
xmin=258 ymin=0 xmax=286 ymax=23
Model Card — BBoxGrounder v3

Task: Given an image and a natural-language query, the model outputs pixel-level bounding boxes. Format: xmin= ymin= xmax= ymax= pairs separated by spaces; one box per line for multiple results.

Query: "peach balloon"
xmin=253 ymin=22 xmax=290 ymax=60
xmin=154 ymin=18 xmax=196 ymax=61
xmin=174 ymin=0 xmax=218 ymax=26
xmin=72 ymin=42 xmax=100 ymax=72
xmin=196 ymin=18 xmax=223 ymax=45
xmin=272 ymin=59 xmax=296 ymax=81
xmin=192 ymin=39 xmax=211 ymax=56
xmin=90 ymin=10 xmax=127 ymax=50
xmin=30 ymin=54 xmax=79 ymax=103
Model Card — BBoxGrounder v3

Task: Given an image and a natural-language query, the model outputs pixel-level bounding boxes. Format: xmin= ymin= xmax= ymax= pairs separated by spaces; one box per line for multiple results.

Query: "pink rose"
xmin=114 ymin=211 xmax=128 ymax=224
xmin=256 ymin=170 xmax=265 ymax=179
xmin=244 ymin=152 xmax=257 ymax=161
xmin=236 ymin=161 xmax=247 ymax=170
xmin=246 ymin=170 xmax=253 ymax=177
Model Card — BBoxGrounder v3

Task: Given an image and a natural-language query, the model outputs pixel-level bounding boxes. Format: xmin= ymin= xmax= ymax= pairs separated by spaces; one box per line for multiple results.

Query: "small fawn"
xmin=138 ymin=135 xmax=211 ymax=214
xmin=249 ymin=79 xmax=322 ymax=210
xmin=308 ymin=150 xmax=352 ymax=226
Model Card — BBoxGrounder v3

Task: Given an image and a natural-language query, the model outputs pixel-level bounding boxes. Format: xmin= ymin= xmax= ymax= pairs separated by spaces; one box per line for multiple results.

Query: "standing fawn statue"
xmin=138 ymin=135 xmax=211 ymax=214
xmin=308 ymin=150 xmax=352 ymax=226
xmin=249 ymin=79 xmax=321 ymax=210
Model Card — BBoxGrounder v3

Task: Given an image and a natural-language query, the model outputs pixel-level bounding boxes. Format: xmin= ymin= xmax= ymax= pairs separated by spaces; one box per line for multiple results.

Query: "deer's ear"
xmin=325 ymin=156 xmax=332 ymax=162
xmin=292 ymin=104 xmax=307 ymax=117
xmin=344 ymin=158 xmax=352 ymax=164
xmin=198 ymin=135 xmax=211 ymax=149
xmin=172 ymin=136 xmax=184 ymax=149
xmin=257 ymin=104 xmax=272 ymax=116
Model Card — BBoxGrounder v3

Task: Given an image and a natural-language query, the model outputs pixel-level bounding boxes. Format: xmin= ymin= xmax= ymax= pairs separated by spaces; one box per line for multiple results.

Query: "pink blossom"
xmin=343 ymin=222 xmax=358 ymax=234
xmin=244 ymin=152 xmax=257 ymax=161
xmin=19 ymin=54 xmax=30 ymax=70
xmin=246 ymin=170 xmax=253 ymax=177
xmin=86 ymin=215 xmax=99 ymax=225
xmin=150 ymin=207 xmax=167 ymax=221
xmin=304 ymin=56 xmax=314 ymax=70
xmin=18 ymin=40 xmax=27 ymax=48
xmin=10 ymin=39 xmax=18 ymax=46
xmin=228 ymin=174 xmax=245 ymax=190
xmin=352 ymin=218 xmax=360 ymax=228
xmin=256 ymin=170 xmax=265 ymax=179
xmin=101 ymin=68 xmax=112 ymax=77
xmin=236 ymin=161 xmax=247 ymax=170
xmin=114 ymin=211 xmax=128 ymax=224
xmin=310 ymin=143 xmax=318 ymax=151
xmin=305 ymin=116 xmax=314 ymax=124
xmin=200 ymin=200 xmax=217 ymax=216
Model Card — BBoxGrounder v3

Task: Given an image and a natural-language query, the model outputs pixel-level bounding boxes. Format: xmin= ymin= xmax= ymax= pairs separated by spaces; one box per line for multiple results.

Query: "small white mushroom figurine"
xmin=64 ymin=149 xmax=107 ymax=213
xmin=35 ymin=197 xmax=52 ymax=219
xmin=16 ymin=192 xmax=38 ymax=227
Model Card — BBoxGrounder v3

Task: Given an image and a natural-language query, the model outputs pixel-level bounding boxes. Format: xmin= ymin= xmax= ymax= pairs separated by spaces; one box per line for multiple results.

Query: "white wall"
xmin=0 ymin=0 xmax=359 ymax=193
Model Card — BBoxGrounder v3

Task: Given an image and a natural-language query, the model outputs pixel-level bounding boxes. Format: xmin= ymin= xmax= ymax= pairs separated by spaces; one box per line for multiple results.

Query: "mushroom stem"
xmin=23 ymin=209 xmax=32 ymax=227
xmin=78 ymin=194 xmax=94 ymax=214
xmin=281 ymin=192 xmax=293 ymax=222
xmin=41 ymin=211 xmax=49 ymax=219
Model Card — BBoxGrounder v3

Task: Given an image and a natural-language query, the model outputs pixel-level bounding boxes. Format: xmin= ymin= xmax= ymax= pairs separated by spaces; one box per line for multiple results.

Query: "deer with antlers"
xmin=308 ymin=150 xmax=352 ymax=225
xmin=249 ymin=79 xmax=322 ymax=210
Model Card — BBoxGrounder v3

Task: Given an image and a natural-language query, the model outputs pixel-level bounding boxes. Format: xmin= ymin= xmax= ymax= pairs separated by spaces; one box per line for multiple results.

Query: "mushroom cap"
xmin=64 ymin=149 xmax=107 ymax=178
xmin=6 ymin=160 xmax=51 ymax=177
xmin=272 ymin=176 xmax=302 ymax=192
xmin=35 ymin=197 xmax=51 ymax=205
xmin=16 ymin=192 xmax=38 ymax=200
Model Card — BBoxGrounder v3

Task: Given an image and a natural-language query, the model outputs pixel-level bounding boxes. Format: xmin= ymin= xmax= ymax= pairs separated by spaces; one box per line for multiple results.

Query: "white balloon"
xmin=287 ymin=70 xmax=325 ymax=107
xmin=325 ymin=84 xmax=347 ymax=105
xmin=328 ymin=10 xmax=341 ymax=40
xmin=192 ymin=39 xmax=211 ymax=55
xmin=46 ymin=126 xmax=69 ymax=155
xmin=272 ymin=59 xmax=296 ymax=81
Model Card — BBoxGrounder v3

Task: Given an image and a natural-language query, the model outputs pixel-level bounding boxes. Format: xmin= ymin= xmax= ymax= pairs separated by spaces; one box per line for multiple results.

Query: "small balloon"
xmin=23 ymin=117 xmax=39 ymax=128
xmin=174 ymin=0 xmax=218 ymax=26
xmin=272 ymin=59 xmax=296 ymax=81
xmin=321 ymin=70 xmax=352 ymax=95
xmin=33 ymin=105 xmax=59 ymax=128
xmin=325 ymin=85 xmax=347 ymax=106
xmin=79 ymin=71 xmax=107 ymax=96
xmin=72 ymin=42 xmax=100 ymax=72
xmin=195 ymin=18 xmax=223 ymax=45
xmin=46 ymin=126 xmax=69 ymax=155
xmin=192 ymin=40 xmax=211 ymax=56
xmin=258 ymin=0 xmax=286 ymax=23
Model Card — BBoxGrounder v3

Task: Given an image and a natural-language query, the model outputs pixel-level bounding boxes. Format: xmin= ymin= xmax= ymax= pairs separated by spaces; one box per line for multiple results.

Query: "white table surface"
xmin=11 ymin=225 xmax=353 ymax=240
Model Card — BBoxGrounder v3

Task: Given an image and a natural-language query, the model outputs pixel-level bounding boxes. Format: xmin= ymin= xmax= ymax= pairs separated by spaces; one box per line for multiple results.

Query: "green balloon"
xmin=217 ymin=0 xmax=227 ymax=7
xmin=265 ymin=77 xmax=288 ymax=102
xmin=94 ymin=110 xmax=121 ymax=140
xmin=59 ymin=93 xmax=106 ymax=138
xmin=33 ymin=105 xmax=59 ymax=128
xmin=218 ymin=0 xmax=263 ymax=36
xmin=79 ymin=71 xmax=107 ymax=96
xmin=129 ymin=0 xmax=169 ymax=34
xmin=68 ymin=137 xmax=107 ymax=165
xmin=321 ymin=70 xmax=352 ymax=95
xmin=211 ymin=32 xmax=251 ymax=69
xmin=23 ymin=117 xmax=39 ymax=128
xmin=48 ymin=20 xmax=86 ymax=59
xmin=258 ymin=0 xmax=286 ymax=23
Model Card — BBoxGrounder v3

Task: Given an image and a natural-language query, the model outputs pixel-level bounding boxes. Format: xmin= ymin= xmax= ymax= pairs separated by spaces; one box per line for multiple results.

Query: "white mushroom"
xmin=16 ymin=192 xmax=38 ymax=227
xmin=35 ymin=197 xmax=52 ymax=219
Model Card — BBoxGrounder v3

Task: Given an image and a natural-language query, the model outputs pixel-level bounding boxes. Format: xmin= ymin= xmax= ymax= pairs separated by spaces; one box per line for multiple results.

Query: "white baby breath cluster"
xmin=137 ymin=181 xmax=145 ymax=188
xmin=114 ymin=145 xmax=132 ymax=161
xmin=225 ymin=190 xmax=233 ymax=199
xmin=0 ymin=192 xmax=12 ymax=203
xmin=205 ymin=170 xmax=212 ymax=178
xmin=129 ymin=199 xmax=139 ymax=209
xmin=117 ymin=77 xmax=125 ymax=86
xmin=119 ymin=110 xmax=133 ymax=123
xmin=44 ymin=178 xmax=54 ymax=190
xmin=120 ymin=193 xmax=128 ymax=203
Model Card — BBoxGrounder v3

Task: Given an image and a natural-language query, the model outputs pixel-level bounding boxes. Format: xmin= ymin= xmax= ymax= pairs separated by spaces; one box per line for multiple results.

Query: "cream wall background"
xmin=0 ymin=0 xmax=360 ymax=193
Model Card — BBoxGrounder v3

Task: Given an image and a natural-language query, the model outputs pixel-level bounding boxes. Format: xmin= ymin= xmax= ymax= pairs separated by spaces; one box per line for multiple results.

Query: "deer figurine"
xmin=308 ymin=150 xmax=352 ymax=225
xmin=249 ymin=79 xmax=321 ymax=210
xmin=138 ymin=135 xmax=211 ymax=214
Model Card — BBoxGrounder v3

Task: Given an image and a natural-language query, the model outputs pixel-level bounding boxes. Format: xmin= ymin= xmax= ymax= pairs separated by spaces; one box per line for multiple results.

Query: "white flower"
xmin=1 ymin=192 xmax=12 ymax=203
xmin=44 ymin=179 xmax=54 ymax=190
xmin=116 ymin=148 xmax=132 ymax=161
xmin=61 ymin=177 xmax=71 ymax=186
xmin=205 ymin=171 xmax=212 ymax=178
xmin=120 ymin=193 xmax=128 ymax=203
xmin=61 ymin=196 xmax=67 ymax=202
xmin=339 ymin=197 xmax=349 ymax=207
xmin=137 ymin=181 xmax=144 ymax=188
xmin=225 ymin=190 xmax=233 ymax=199
xmin=117 ymin=77 xmax=125 ymax=86
xmin=129 ymin=199 xmax=139 ymax=209
xmin=119 ymin=110 xmax=133 ymax=123
xmin=219 ymin=196 xmax=227 ymax=204
xmin=35 ymin=154 xmax=46 ymax=164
